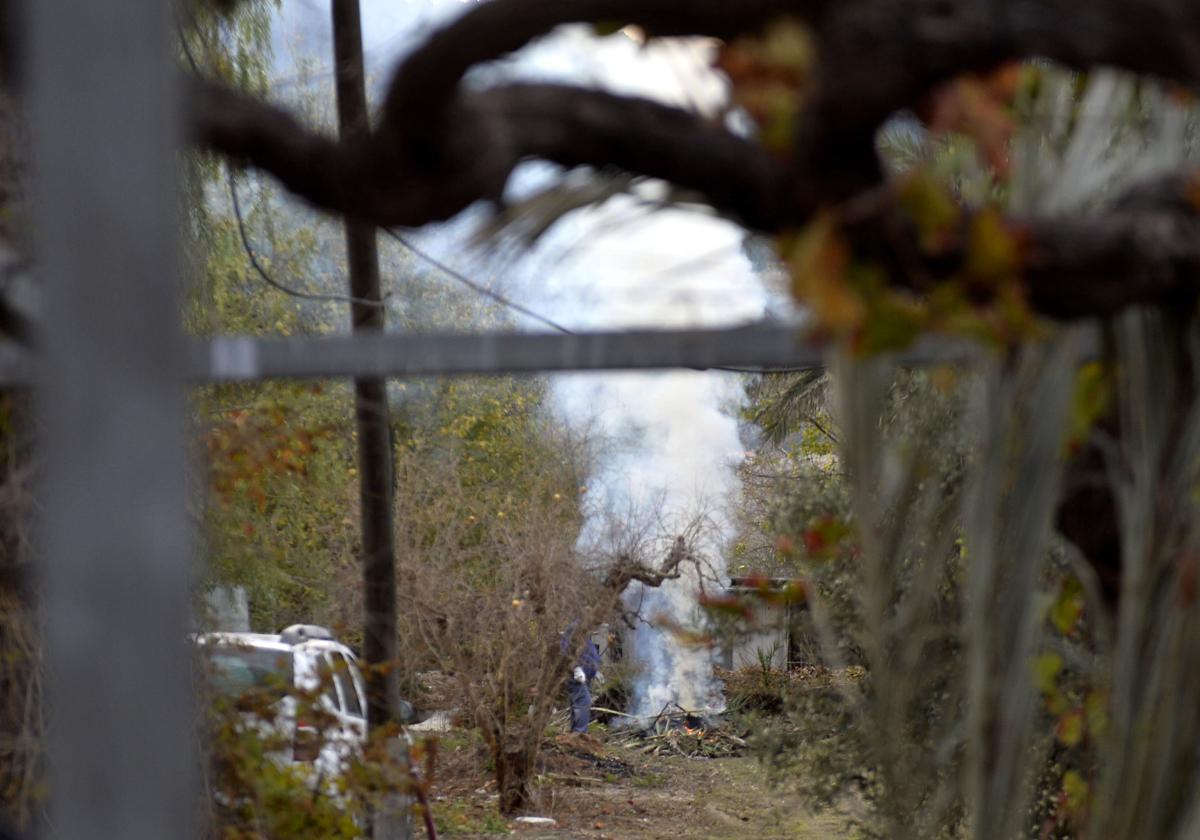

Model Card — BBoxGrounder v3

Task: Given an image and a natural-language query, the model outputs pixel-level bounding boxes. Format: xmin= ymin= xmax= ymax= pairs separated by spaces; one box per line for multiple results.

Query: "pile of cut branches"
xmin=610 ymin=706 xmax=748 ymax=759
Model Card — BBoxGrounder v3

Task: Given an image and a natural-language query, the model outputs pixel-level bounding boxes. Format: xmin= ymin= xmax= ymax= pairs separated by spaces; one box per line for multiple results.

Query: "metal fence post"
xmin=30 ymin=0 xmax=194 ymax=837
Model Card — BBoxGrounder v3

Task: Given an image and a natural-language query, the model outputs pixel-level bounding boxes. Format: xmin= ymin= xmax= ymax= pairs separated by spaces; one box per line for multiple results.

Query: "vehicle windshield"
xmin=201 ymin=645 xmax=293 ymax=699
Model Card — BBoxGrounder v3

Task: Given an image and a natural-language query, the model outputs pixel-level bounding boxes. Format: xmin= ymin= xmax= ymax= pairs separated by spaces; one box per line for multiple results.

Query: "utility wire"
xmin=227 ymin=167 xmax=386 ymax=308
xmin=383 ymin=228 xmax=575 ymax=334
xmin=229 ymin=174 xmax=806 ymax=373
xmin=183 ymin=24 xmax=382 ymax=308
xmin=384 ymin=231 xmax=813 ymax=374
xmin=180 ymin=12 xmax=818 ymax=365
xmin=183 ymin=25 xmax=390 ymax=314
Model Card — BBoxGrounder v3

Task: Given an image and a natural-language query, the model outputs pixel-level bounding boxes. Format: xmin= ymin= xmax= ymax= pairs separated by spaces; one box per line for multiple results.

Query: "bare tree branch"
xmin=603 ymin=535 xmax=693 ymax=591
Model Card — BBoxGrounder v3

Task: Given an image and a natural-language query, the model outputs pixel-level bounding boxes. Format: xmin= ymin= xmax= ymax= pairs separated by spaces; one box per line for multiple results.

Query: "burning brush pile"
xmin=611 ymin=704 xmax=747 ymax=759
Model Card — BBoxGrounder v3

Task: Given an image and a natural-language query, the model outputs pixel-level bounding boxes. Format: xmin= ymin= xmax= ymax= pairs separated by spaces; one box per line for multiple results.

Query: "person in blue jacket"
xmin=563 ymin=628 xmax=602 ymax=733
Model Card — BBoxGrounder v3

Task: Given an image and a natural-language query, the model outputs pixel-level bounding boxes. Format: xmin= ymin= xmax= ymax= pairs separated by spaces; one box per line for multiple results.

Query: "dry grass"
xmin=414 ymin=724 xmax=852 ymax=839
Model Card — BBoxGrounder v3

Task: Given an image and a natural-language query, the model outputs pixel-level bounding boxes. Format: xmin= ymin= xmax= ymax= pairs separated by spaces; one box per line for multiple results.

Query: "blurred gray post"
xmin=30 ymin=0 xmax=194 ymax=838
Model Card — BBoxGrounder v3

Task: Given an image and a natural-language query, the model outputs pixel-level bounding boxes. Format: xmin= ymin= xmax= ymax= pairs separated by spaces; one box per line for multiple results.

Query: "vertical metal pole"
xmin=30 ymin=0 xmax=193 ymax=838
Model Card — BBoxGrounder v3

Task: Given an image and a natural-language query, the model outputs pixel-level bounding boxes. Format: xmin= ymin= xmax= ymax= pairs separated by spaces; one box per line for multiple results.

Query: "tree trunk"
xmin=494 ymin=736 xmax=535 ymax=815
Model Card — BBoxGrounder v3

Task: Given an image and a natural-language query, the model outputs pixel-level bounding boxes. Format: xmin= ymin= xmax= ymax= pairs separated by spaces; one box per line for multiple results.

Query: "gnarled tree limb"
xmin=604 ymin=536 xmax=695 ymax=591
xmin=380 ymin=0 xmax=815 ymax=147
xmin=188 ymin=0 xmax=1200 ymax=321
xmin=837 ymin=171 xmax=1200 ymax=320
xmin=190 ymin=76 xmax=801 ymax=228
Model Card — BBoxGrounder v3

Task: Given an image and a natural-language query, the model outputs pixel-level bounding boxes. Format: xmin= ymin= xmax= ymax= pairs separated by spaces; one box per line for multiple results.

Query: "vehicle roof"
xmin=193 ymin=631 xmax=353 ymax=655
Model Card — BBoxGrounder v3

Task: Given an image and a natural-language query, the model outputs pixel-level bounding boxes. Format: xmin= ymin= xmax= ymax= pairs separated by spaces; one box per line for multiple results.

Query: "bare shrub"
xmin=388 ymin=419 xmax=692 ymax=813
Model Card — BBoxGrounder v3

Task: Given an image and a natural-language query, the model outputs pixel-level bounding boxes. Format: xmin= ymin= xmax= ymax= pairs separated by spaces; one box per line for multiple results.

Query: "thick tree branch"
xmin=1003 ymin=172 xmax=1200 ymax=319
xmin=192 ymin=70 xmax=1200 ymax=320
xmin=191 ymin=0 xmax=1200 ymax=230
xmin=187 ymin=0 xmax=1200 ymax=322
xmin=1023 ymin=209 xmax=1200 ymax=319
xmin=795 ymin=0 xmax=1200 ymax=199
xmin=390 ymin=0 xmax=1200 ymax=207
xmin=603 ymin=536 xmax=693 ymax=592
xmin=381 ymin=0 xmax=814 ymax=153
xmin=189 ymin=78 xmax=351 ymax=211
xmin=477 ymin=85 xmax=803 ymax=229
xmin=190 ymin=76 xmax=801 ymax=228
xmin=839 ymin=171 xmax=1200 ymax=320
xmin=189 ymin=76 xmax=510 ymax=224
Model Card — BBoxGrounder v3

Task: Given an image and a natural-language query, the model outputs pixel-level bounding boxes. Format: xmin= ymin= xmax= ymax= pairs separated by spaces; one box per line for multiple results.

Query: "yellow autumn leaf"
xmin=1065 ymin=362 xmax=1111 ymax=454
xmin=925 ymin=75 xmax=1015 ymax=175
xmin=782 ymin=216 xmax=864 ymax=332
xmin=1050 ymin=577 xmax=1085 ymax=636
xmin=1032 ymin=651 xmax=1063 ymax=694
xmin=1056 ymin=708 xmax=1085 ymax=747
xmin=965 ymin=208 xmax=1021 ymax=283
xmin=897 ymin=172 xmax=961 ymax=253
xmin=717 ymin=17 xmax=812 ymax=154
xmin=751 ymin=84 xmax=802 ymax=152
xmin=760 ymin=18 xmax=816 ymax=74
xmin=1063 ymin=770 xmax=1089 ymax=816
xmin=856 ymin=287 xmax=926 ymax=355
xmin=1084 ymin=691 xmax=1108 ymax=738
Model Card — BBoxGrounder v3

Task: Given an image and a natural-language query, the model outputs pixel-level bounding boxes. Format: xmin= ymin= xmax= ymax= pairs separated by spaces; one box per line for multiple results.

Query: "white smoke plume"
xmin=467 ymin=26 xmax=773 ymax=718
xmin=270 ymin=2 xmax=778 ymax=716
xmin=546 ymin=203 xmax=767 ymax=717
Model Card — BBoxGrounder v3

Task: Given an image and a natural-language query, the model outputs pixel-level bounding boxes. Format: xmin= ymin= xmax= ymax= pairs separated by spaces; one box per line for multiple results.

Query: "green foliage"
xmin=733 ymin=363 xmax=978 ymax=836
xmin=181 ymin=0 xmax=282 ymax=312
xmin=196 ymin=366 xmax=592 ymax=815
xmin=181 ymin=0 xmax=278 ymax=93
xmin=197 ymin=380 xmax=358 ymax=632
xmin=743 ymin=369 xmax=828 ymax=448
xmin=186 ymin=203 xmax=322 ymax=339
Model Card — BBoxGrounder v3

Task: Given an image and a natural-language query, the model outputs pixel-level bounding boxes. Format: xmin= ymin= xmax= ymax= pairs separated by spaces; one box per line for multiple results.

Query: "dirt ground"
xmin=418 ymin=728 xmax=853 ymax=839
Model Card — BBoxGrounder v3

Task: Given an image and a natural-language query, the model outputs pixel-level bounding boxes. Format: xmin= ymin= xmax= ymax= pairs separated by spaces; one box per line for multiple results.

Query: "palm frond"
xmin=746 ymin=370 xmax=831 ymax=446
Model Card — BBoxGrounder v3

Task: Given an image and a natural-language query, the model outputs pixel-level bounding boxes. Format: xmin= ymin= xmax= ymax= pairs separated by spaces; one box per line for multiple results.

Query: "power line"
xmin=181 ymin=13 xmax=381 ymax=309
xmin=180 ymin=3 xmax=342 ymax=310
xmin=230 ymin=178 xmax=809 ymax=372
xmin=383 ymin=228 xmax=575 ymax=334
xmin=228 ymin=147 xmax=795 ymax=358
xmin=229 ymin=157 xmax=575 ymax=328
xmin=227 ymin=167 xmax=385 ymax=308
xmin=381 ymin=231 xmax=813 ymax=375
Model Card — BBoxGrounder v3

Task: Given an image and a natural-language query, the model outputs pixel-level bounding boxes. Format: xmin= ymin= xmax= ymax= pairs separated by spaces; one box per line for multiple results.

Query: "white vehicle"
xmin=194 ymin=624 xmax=370 ymax=778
